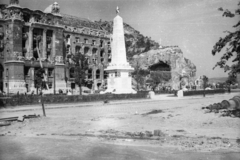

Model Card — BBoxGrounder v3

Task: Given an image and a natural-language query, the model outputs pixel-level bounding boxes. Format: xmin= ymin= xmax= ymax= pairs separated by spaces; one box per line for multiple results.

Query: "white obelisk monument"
xmin=104 ymin=7 xmax=136 ymax=94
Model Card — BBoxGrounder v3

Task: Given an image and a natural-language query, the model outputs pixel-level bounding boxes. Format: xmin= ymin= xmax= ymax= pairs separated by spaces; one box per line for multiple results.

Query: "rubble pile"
xmin=202 ymin=96 xmax=240 ymax=118
xmin=0 ymin=114 xmax=40 ymax=127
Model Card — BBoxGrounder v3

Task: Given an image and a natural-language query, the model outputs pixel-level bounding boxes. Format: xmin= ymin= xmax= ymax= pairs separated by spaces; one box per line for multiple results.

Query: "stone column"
xmin=29 ymin=67 xmax=35 ymax=92
xmin=28 ymin=27 xmax=33 ymax=58
xmin=52 ymin=30 xmax=56 ymax=59
xmin=42 ymin=29 xmax=47 ymax=59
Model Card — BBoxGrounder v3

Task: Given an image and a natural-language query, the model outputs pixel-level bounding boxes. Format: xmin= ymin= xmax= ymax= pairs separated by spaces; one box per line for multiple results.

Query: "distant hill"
xmin=208 ymin=77 xmax=228 ymax=83
xmin=95 ymin=20 xmax=159 ymax=59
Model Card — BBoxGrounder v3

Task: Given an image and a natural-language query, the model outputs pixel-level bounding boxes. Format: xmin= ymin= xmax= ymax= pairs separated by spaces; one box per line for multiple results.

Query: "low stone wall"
xmin=183 ymin=89 xmax=225 ymax=96
xmin=0 ymin=92 xmax=149 ymax=107
xmin=154 ymin=90 xmax=177 ymax=95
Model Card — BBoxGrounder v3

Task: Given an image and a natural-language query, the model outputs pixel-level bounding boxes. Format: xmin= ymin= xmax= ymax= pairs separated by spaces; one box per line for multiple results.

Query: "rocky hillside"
xmin=95 ymin=20 xmax=159 ymax=59
xmin=96 ymin=20 xmax=197 ymax=90
xmin=132 ymin=46 xmax=197 ymax=90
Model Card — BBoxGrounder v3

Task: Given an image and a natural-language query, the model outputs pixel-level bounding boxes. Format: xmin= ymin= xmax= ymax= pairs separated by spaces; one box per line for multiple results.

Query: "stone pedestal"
xmin=55 ymin=63 xmax=67 ymax=93
xmin=104 ymin=70 xmax=135 ymax=94
xmin=177 ymin=90 xmax=184 ymax=98
xmin=104 ymin=14 xmax=136 ymax=94
xmin=4 ymin=61 xmax=27 ymax=94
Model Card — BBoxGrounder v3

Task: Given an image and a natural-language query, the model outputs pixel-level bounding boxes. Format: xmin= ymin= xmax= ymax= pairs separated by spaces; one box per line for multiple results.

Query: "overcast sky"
xmin=2 ymin=0 xmax=238 ymax=78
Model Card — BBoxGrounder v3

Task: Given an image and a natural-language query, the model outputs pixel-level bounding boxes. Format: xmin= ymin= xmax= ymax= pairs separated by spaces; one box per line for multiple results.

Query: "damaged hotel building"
xmin=0 ymin=0 xmax=111 ymax=94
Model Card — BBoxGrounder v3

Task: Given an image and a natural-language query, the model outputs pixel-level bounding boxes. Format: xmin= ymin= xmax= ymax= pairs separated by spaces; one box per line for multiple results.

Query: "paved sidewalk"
xmin=1 ymin=92 xmax=239 ymax=112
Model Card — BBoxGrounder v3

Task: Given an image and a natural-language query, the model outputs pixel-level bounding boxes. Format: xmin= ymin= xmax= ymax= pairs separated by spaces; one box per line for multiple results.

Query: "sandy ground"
xmin=0 ymin=92 xmax=240 ymax=159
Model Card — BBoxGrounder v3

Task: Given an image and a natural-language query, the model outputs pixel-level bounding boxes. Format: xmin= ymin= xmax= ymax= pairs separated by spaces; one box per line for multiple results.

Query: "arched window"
xmin=69 ymin=68 xmax=75 ymax=78
xmin=75 ymin=46 xmax=81 ymax=54
xmin=66 ymin=35 xmax=71 ymax=46
xmin=84 ymin=47 xmax=89 ymax=55
xmin=96 ymin=69 xmax=100 ymax=79
xmin=92 ymin=48 xmax=97 ymax=55
xmin=100 ymin=50 xmax=104 ymax=57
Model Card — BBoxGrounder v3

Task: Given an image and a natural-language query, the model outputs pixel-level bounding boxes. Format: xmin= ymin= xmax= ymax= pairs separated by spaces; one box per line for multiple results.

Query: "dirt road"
xmin=0 ymin=93 xmax=240 ymax=159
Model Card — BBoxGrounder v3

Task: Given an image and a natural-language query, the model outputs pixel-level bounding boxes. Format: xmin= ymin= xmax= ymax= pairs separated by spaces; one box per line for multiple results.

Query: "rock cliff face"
xmin=95 ymin=20 xmax=159 ymax=58
xmin=132 ymin=46 xmax=197 ymax=90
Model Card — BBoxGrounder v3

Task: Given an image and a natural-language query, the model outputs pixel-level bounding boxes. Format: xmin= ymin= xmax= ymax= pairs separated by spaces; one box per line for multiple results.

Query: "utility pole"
xmin=6 ymin=69 xmax=9 ymax=96
xmin=36 ymin=37 xmax=47 ymax=116
xmin=54 ymin=61 xmax=56 ymax=95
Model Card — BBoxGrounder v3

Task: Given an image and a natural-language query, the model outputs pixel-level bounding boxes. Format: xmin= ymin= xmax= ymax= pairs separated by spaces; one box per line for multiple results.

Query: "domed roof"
xmin=44 ymin=4 xmax=53 ymax=13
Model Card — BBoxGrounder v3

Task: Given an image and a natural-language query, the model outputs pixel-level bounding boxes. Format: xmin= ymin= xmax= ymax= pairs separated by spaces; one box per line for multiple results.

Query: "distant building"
xmin=0 ymin=0 xmax=111 ymax=94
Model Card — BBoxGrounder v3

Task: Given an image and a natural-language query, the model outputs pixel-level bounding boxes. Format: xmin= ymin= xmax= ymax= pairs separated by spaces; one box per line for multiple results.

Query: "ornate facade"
xmin=0 ymin=1 xmax=111 ymax=94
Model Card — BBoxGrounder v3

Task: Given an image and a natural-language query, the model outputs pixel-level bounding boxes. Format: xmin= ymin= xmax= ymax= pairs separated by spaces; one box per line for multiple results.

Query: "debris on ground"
xmin=142 ymin=109 xmax=164 ymax=115
xmin=202 ymin=96 xmax=240 ymax=118
xmin=0 ymin=114 xmax=40 ymax=126
xmin=103 ymin=100 xmax=109 ymax=104
xmin=0 ymin=121 xmax=11 ymax=127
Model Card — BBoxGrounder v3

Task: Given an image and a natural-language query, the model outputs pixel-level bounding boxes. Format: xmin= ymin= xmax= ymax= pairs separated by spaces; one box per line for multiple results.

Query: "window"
xmin=92 ymin=58 xmax=96 ymax=64
xmin=128 ymin=73 xmax=131 ymax=77
xmin=84 ymin=47 xmax=89 ymax=55
xmin=71 ymin=83 xmax=75 ymax=89
xmin=75 ymin=46 xmax=81 ymax=54
xmin=66 ymin=35 xmax=71 ymax=45
xmin=86 ymin=57 xmax=89 ymax=64
xmin=115 ymin=72 xmax=120 ymax=77
xmin=48 ymin=68 xmax=54 ymax=77
xmin=84 ymin=38 xmax=88 ymax=44
xmin=48 ymin=82 xmax=52 ymax=89
xmin=92 ymin=40 xmax=96 ymax=45
xmin=96 ymin=69 xmax=100 ymax=79
xmin=6 ymin=68 xmax=9 ymax=77
xmin=107 ymin=42 xmax=111 ymax=51
xmin=66 ymin=45 xmax=70 ymax=54
xmin=76 ymin=37 xmax=80 ymax=43
xmin=108 ymin=53 xmax=111 ymax=63
xmin=88 ymin=69 xmax=92 ymax=79
xmin=100 ymin=40 xmax=103 ymax=47
xmin=69 ymin=68 xmax=74 ymax=78
xmin=100 ymin=50 xmax=104 ymax=57
xmin=92 ymin=48 xmax=97 ymax=55
xmin=104 ymin=71 xmax=108 ymax=79
xmin=24 ymin=67 xmax=30 ymax=76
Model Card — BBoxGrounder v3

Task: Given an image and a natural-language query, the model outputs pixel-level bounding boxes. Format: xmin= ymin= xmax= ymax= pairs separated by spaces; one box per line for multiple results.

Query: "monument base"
xmin=103 ymin=88 xmax=137 ymax=94
xmin=101 ymin=74 xmax=136 ymax=94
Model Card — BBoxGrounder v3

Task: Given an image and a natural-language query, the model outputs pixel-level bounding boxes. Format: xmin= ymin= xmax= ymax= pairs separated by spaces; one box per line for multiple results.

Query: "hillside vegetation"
xmin=95 ymin=20 xmax=160 ymax=59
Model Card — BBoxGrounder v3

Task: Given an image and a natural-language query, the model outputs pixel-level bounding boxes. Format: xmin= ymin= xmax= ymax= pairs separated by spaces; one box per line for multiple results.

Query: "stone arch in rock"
xmin=149 ymin=60 xmax=171 ymax=71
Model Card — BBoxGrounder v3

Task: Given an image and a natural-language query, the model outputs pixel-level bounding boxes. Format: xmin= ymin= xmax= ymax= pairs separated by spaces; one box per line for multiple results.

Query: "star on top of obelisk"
xmin=116 ymin=6 xmax=120 ymax=15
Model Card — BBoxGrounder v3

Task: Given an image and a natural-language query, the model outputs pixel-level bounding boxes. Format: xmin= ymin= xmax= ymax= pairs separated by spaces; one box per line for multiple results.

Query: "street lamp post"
xmin=54 ymin=62 xmax=56 ymax=95
xmin=6 ymin=69 xmax=9 ymax=96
